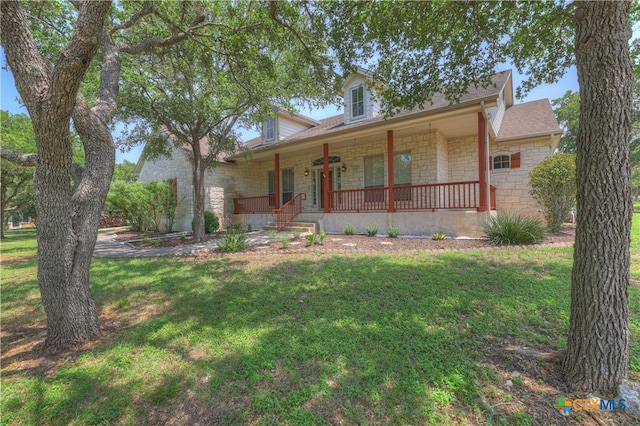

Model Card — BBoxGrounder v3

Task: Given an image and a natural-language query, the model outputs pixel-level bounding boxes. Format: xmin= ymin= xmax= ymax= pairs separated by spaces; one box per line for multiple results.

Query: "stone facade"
xmin=137 ymin=126 xmax=552 ymax=237
xmin=137 ymin=146 xmax=243 ymax=232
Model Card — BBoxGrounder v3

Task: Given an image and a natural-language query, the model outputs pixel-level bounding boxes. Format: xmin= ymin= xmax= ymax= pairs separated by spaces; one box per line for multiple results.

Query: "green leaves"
xmin=324 ymin=1 xmax=574 ymax=112
xmin=529 ymin=153 xmax=576 ymax=233
xmin=552 ymin=91 xmax=580 ymax=153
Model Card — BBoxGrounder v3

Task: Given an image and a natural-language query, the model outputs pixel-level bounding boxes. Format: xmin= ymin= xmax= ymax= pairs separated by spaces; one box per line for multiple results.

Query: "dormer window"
xmin=351 ymin=86 xmax=364 ymax=119
xmin=265 ymin=117 xmax=275 ymax=141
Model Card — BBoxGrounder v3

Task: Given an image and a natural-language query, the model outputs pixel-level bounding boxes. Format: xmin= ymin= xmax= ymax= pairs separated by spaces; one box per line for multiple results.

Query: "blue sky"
xmin=1 ymin=47 xmax=579 ymax=165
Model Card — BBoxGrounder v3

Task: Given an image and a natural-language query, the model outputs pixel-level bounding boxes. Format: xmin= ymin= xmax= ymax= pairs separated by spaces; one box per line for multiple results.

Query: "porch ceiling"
xmin=246 ymin=110 xmax=482 ymax=161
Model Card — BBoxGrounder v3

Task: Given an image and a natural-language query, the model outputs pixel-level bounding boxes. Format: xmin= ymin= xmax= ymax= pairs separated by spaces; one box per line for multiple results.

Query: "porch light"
xmin=341 ymin=163 xmax=347 ymax=172
xmin=304 ymin=168 xmax=309 ymax=176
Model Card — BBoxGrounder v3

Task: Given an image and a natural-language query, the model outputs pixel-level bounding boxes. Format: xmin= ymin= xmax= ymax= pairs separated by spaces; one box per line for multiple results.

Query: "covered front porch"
xmin=231 ymin=111 xmax=497 ymax=237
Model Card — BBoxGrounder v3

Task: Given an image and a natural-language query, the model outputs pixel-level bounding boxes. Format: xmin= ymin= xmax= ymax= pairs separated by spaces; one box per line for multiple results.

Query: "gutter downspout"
xmin=480 ymin=101 xmax=491 ymax=214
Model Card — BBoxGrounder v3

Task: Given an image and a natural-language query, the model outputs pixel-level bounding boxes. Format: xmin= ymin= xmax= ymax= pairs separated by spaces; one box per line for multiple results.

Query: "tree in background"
xmin=325 ymin=0 xmax=633 ymax=392
xmin=118 ymin=2 xmax=338 ymax=242
xmin=552 ymin=91 xmax=580 ymax=153
xmin=1 ymin=111 xmax=35 ymax=238
xmin=529 ymin=153 xmax=577 ymax=233
xmin=112 ymin=160 xmax=136 ymax=183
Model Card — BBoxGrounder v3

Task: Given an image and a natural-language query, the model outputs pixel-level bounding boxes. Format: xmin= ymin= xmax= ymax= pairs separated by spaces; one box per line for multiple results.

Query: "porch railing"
xmin=329 ymin=181 xmax=496 ymax=212
xmin=273 ymin=193 xmax=306 ymax=231
xmin=234 ymin=194 xmax=275 ymax=214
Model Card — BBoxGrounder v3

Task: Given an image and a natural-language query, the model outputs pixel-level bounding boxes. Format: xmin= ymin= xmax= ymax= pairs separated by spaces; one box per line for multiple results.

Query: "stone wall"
xmin=489 ymin=137 xmax=553 ymax=215
xmin=136 ymin=146 xmax=193 ymax=231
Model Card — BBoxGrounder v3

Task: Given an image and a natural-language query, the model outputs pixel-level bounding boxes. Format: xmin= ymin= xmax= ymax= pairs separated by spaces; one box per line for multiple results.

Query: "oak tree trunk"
xmin=562 ymin=1 xmax=633 ymax=392
xmin=192 ymin=151 xmax=207 ymax=243
xmin=1 ymin=0 xmax=113 ymax=354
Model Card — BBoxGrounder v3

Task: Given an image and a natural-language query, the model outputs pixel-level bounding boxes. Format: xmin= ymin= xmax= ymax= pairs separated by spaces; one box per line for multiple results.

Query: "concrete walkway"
xmin=93 ymin=230 xmax=273 ymax=259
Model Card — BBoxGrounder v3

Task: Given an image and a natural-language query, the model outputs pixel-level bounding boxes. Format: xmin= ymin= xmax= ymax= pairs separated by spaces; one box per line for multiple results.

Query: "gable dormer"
xmin=261 ymin=106 xmax=320 ymax=144
xmin=342 ymin=69 xmax=381 ymax=125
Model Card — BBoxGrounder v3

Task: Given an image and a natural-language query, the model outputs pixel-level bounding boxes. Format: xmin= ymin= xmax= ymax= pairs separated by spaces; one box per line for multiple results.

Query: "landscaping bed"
xmin=114 ymin=224 xmax=576 ymax=253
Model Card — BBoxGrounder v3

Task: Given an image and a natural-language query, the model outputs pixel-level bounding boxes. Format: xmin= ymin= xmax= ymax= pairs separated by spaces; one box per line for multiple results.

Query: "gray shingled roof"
xmin=240 ymin=70 xmax=513 ymax=154
xmin=497 ymin=99 xmax=562 ymax=141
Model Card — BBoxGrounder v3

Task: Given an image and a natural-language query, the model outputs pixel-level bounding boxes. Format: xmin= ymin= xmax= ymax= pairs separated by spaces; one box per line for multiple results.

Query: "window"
xmin=282 ymin=168 xmax=294 ymax=204
xmin=394 ymin=151 xmax=411 ymax=185
xmin=265 ymin=117 xmax=275 ymax=141
xmin=364 ymin=154 xmax=384 ymax=187
xmin=493 ymin=155 xmax=510 ymax=170
xmin=351 ymin=86 xmax=364 ymax=118
xmin=364 ymin=154 xmax=384 ymax=203
xmin=312 ymin=170 xmax=317 ymax=205
xmin=394 ymin=151 xmax=411 ymax=201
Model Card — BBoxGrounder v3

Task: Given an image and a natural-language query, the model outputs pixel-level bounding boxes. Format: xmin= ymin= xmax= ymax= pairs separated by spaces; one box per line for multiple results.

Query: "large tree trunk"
xmin=192 ymin=150 xmax=207 ymax=243
xmin=1 ymin=0 xmax=112 ymax=354
xmin=562 ymin=1 xmax=633 ymax=392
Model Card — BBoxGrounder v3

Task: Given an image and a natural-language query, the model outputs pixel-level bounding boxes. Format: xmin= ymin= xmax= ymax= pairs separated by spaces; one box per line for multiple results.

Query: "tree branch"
xmin=109 ymin=1 xmax=154 ymax=34
xmin=117 ymin=12 xmax=205 ymax=55
xmin=1 ymin=147 xmax=38 ymax=166
xmin=269 ymin=1 xmax=313 ymax=60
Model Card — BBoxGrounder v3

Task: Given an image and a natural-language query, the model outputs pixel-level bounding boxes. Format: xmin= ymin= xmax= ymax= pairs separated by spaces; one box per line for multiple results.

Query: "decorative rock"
xmin=618 ymin=379 xmax=640 ymax=415
xmin=380 ymin=242 xmax=393 ymax=245
xmin=343 ymin=243 xmax=357 ymax=247
xmin=512 ymin=371 xmax=521 ymax=378
xmin=505 ymin=379 xmax=513 ymax=387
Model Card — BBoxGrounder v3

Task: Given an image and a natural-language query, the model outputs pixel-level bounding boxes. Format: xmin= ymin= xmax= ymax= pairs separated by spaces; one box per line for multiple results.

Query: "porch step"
xmin=263 ymin=221 xmax=317 ymax=234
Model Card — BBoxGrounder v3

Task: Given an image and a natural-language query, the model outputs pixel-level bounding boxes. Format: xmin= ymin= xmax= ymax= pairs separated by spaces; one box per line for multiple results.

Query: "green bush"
xmin=318 ymin=230 xmax=326 ymax=244
xmin=482 ymin=213 xmax=546 ymax=245
xmin=107 ymin=180 xmax=177 ymax=232
xmin=217 ymin=230 xmax=248 ymax=252
xmin=343 ymin=224 xmax=356 ymax=235
xmin=387 ymin=225 xmax=400 ymax=238
xmin=529 ymin=153 xmax=576 ymax=233
xmin=305 ymin=233 xmax=316 ymax=246
xmin=192 ymin=211 xmax=219 ymax=234
xmin=432 ymin=232 xmax=447 ymax=241
xmin=365 ymin=223 xmax=378 ymax=237
xmin=204 ymin=211 xmax=219 ymax=233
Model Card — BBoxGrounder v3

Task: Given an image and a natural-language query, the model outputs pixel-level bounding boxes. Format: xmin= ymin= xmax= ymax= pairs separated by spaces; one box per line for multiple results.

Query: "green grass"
xmin=2 ymin=222 xmax=640 ymax=425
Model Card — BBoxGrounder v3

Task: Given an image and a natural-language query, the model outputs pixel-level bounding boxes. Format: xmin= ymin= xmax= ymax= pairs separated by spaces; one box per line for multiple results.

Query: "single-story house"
xmin=135 ymin=69 xmax=561 ymax=237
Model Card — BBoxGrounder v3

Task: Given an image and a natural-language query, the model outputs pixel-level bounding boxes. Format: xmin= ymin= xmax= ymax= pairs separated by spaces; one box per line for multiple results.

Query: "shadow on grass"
xmin=3 ymin=250 xmax=577 ymax=424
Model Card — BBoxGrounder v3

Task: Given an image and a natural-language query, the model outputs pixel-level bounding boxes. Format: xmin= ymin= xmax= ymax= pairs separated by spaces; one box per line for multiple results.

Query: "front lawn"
xmin=2 ymin=224 xmax=640 ymax=425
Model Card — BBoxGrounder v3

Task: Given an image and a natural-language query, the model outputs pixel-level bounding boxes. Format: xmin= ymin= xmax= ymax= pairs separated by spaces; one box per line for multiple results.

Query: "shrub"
xmin=217 ymin=230 xmax=248 ymax=252
xmin=343 ymin=224 xmax=356 ymax=235
xmin=247 ymin=224 xmax=253 ymax=232
xmin=192 ymin=211 xmax=219 ymax=234
xmin=387 ymin=225 xmax=400 ymax=238
xmin=305 ymin=233 xmax=316 ymax=246
xmin=280 ymin=238 xmax=290 ymax=248
xmin=107 ymin=181 xmax=157 ymax=231
xmin=365 ymin=223 xmax=378 ymax=237
xmin=432 ymin=232 xmax=447 ymax=240
xmin=293 ymin=229 xmax=302 ymax=239
xmin=482 ymin=213 xmax=546 ymax=245
xmin=318 ymin=230 xmax=326 ymax=244
xmin=529 ymin=153 xmax=576 ymax=233
xmin=204 ymin=211 xmax=219 ymax=233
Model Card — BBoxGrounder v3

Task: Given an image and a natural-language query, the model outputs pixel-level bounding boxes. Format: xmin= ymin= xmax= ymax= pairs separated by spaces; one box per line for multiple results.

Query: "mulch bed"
xmin=113 ymin=224 xmax=576 ymax=254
